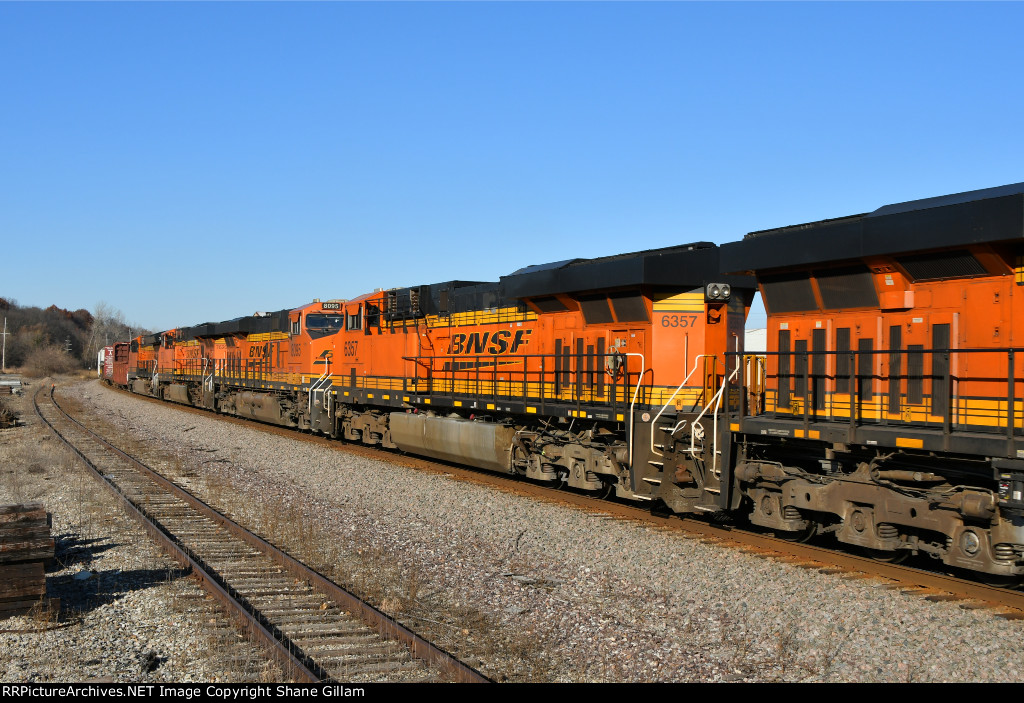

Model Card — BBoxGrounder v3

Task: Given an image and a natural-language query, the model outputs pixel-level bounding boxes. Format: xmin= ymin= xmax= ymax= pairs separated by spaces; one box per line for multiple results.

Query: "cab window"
xmin=346 ymin=306 xmax=362 ymax=331
xmin=306 ymin=314 xmax=345 ymax=332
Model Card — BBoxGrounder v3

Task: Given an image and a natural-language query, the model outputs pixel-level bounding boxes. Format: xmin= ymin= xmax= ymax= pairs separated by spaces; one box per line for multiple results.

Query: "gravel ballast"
xmin=36 ymin=381 xmax=1024 ymax=681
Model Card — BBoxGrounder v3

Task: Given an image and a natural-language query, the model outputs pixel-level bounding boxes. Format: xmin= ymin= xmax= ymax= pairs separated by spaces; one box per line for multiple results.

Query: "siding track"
xmin=35 ymin=384 xmax=489 ymax=684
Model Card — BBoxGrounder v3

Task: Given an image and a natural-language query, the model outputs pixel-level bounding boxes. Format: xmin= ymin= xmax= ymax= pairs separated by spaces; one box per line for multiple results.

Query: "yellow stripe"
xmin=653 ymin=292 xmax=703 ymax=312
xmin=896 ymin=437 xmax=924 ymax=448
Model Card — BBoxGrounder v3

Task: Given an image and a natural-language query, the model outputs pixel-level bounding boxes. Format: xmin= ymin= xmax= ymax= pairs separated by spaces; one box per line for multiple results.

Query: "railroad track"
xmin=35 ymin=385 xmax=489 ymax=683
xmin=105 ymin=381 xmax=1024 ymax=618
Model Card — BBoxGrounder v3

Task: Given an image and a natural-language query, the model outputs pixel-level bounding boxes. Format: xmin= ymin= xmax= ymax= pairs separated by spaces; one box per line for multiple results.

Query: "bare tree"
xmin=83 ymin=301 xmax=131 ymax=368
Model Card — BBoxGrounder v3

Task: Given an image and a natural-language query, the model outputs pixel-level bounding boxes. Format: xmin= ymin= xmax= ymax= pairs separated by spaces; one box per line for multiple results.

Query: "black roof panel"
xmin=508 ymin=259 xmax=582 ymax=276
xmin=501 ymin=242 xmax=752 ymax=299
xmin=721 ymin=182 xmax=1024 ymax=274
xmin=868 ymin=181 xmax=1024 ymax=218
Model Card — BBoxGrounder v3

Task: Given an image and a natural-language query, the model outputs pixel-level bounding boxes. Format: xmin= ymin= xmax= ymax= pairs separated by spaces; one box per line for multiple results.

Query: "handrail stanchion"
xmin=1009 ymin=349 xmax=1016 ymax=450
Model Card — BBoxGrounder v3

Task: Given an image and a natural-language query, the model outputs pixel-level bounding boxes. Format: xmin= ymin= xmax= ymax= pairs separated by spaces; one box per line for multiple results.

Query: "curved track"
xmin=36 ymin=384 xmax=490 ymax=683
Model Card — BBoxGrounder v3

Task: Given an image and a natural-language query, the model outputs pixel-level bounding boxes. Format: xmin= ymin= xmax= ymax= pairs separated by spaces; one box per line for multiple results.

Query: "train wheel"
xmin=864 ymin=548 xmax=908 ymax=564
xmin=778 ymin=523 xmax=816 ymax=543
xmin=979 ymin=573 xmax=1023 ymax=589
xmin=596 ymin=480 xmax=616 ymax=501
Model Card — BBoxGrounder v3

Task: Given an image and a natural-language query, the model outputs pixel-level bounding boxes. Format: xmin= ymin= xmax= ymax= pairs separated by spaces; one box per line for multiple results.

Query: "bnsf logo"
xmin=447 ymin=329 xmax=532 ymax=355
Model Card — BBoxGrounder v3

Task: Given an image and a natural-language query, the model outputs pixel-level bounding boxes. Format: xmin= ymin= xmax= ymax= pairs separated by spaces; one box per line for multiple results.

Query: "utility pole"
xmin=1 ymin=317 xmax=7 ymax=373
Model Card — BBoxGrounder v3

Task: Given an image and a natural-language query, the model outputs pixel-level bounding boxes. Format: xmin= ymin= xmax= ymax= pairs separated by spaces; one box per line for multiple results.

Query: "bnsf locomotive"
xmin=102 ymin=182 xmax=1024 ymax=582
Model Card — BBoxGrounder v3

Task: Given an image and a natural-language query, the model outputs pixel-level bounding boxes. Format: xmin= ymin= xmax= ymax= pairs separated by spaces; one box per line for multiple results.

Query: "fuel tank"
xmin=388 ymin=412 xmax=515 ymax=473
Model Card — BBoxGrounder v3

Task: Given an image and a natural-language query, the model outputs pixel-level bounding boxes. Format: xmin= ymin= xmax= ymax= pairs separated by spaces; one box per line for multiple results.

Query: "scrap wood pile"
xmin=0 ymin=503 xmax=55 ymax=617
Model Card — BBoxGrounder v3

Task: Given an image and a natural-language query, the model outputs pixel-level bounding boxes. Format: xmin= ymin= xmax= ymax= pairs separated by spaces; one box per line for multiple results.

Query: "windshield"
xmin=305 ymin=314 xmax=345 ymax=335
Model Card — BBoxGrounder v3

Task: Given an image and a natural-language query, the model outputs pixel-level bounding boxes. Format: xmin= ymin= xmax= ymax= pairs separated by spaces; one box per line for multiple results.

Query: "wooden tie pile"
xmin=0 ymin=398 xmax=14 ymax=428
xmin=0 ymin=503 xmax=55 ymax=618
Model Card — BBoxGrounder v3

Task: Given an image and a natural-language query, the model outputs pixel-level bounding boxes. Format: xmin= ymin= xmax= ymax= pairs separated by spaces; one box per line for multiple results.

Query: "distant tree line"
xmin=0 ymin=298 xmax=149 ymax=377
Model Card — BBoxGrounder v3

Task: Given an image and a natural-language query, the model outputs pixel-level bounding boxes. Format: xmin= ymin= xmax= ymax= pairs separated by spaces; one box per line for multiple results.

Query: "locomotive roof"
xmin=509 ymin=259 xmax=582 ymax=276
xmin=720 ymin=181 xmax=1024 ymax=274
xmin=501 ymin=242 xmax=752 ymax=299
xmin=177 ymin=308 xmax=293 ymax=340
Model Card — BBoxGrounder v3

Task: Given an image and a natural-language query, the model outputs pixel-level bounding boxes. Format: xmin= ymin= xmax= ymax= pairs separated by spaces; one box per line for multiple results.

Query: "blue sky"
xmin=2 ymin=2 xmax=1022 ymax=332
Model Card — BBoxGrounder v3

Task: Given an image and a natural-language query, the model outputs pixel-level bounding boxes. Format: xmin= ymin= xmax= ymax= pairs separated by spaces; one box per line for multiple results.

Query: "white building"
xmin=745 ymin=328 xmax=766 ymax=353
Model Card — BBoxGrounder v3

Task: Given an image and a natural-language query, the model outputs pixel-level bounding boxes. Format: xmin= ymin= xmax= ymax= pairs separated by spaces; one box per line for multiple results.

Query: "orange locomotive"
xmin=123 ymin=243 xmax=754 ymax=510
xmin=719 ymin=182 xmax=1024 ymax=580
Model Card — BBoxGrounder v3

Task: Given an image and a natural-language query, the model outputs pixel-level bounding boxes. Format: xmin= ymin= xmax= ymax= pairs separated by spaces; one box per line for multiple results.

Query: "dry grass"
xmin=20 ymin=347 xmax=79 ymax=378
xmin=27 ymin=595 xmax=62 ymax=627
xmin=0 ymin=405 xmax=67 ymax=506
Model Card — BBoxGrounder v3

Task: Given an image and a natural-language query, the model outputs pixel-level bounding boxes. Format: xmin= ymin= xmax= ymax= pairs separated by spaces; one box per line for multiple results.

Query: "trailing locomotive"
xmin=719 ymin=181 xmax=1024 ymax=581
xmin=101 ymin=181 xmax=1024 ymax=582
xmin=109 ymin=243 xmax=754 ymax=513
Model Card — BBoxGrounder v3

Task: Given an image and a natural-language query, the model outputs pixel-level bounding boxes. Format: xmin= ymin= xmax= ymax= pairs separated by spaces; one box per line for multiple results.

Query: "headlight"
xmin=705 ymin=283 xmax=731 ymax=301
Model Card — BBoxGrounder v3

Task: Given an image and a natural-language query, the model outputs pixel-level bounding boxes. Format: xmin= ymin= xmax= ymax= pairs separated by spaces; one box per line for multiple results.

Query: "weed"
xmin=28 ymin=596 xmax=61 ymax=627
